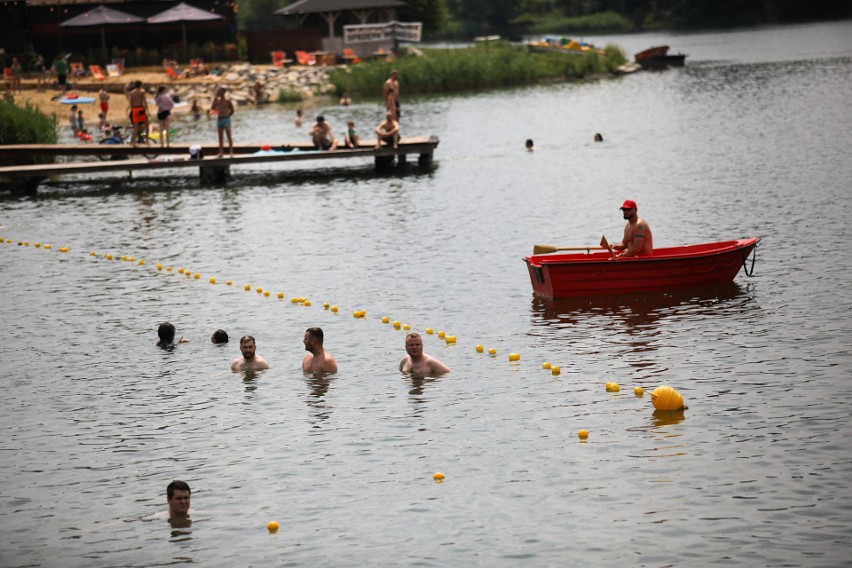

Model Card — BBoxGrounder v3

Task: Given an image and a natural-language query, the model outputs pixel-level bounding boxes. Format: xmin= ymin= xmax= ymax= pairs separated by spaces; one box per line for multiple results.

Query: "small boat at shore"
xmin=524 ymin=238 xmax=760 ymax=298
xmin=635 ymin=45 xmax=686 ymax=69
xmin=528 ymin=37 xmax=605 ymax=56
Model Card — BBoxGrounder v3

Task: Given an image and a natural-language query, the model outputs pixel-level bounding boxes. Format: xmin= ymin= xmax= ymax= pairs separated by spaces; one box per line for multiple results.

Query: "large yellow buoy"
xmin=650 ymin=385 xmax=685 ymax=411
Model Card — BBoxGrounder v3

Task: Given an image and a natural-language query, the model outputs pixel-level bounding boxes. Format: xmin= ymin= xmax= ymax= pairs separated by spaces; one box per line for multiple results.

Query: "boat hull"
xmin=524 ymin=238 xmax=760 ymax=299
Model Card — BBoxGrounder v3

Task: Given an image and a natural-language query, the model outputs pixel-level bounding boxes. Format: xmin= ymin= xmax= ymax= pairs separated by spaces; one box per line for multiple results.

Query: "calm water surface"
xmin=1 ymin=21 xmax=851 ymax=567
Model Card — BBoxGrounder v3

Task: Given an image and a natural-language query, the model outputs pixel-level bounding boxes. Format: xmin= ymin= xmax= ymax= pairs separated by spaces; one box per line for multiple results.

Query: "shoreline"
xmin=4 ymin=63 xmax=335 ymax=126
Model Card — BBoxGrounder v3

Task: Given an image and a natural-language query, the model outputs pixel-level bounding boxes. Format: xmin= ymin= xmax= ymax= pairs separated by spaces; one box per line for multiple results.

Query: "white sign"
xmin=344 ymin=21 xmax=422 ymax=44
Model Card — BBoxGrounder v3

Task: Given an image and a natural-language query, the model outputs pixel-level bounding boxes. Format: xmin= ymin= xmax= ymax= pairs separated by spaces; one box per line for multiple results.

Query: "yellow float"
xmin=650 ymin=385 xmax=685 ymax=411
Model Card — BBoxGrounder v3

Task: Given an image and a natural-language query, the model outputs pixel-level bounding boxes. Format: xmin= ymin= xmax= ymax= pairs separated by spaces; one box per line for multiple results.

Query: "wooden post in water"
xmin=199 ymin=165 xmax=230 ymax=184
xmin=418 ymin=151 xmax=433 ymax=167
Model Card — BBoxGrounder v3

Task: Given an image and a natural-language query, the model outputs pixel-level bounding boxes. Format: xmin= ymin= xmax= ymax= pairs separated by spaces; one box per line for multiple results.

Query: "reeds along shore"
xmin=330 ymin=43 xmax=627 ymax=96
xmin=0 ymin=99 xmax=57 ymax=148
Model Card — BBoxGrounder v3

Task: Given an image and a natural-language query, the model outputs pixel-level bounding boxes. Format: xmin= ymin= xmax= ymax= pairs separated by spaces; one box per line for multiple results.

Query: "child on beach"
xmin=99 ymin=87 xmax=110 ymax=115
xmin=191 ymin=99 xmax=201 ymax=120
xmin=77 ymin=110 xmax=85 ymax=133
xmin=69 ymin=105 xmax=79 ymax=136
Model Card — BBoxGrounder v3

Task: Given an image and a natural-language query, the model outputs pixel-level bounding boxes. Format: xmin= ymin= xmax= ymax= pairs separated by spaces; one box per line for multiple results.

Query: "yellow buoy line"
xmin=2 ymin=234 xmax=688 ymax=435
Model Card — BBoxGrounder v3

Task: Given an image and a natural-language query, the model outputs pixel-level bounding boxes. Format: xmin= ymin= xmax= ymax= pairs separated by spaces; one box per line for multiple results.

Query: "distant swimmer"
xmin=302 ymin=327 xmax=337 ymax=373
xmin=613 ymin=199 xmax=653 ymax=258
xmin=525 ymin=139 xmax=536 ymax=151
xmin=211 ymin=329 xmax=229 ymax=344
xmin=400 ymin=333 xmax=451 ymax=375
xmin=144 ymin=479 xmax=193 ymax=527
xmin=594 ymin=133 xmax=604 ymax=142
xmin=231 ymin=335 xmax=270 ymax=371
xmin=156 ymin=322 xmax=188 ymax=349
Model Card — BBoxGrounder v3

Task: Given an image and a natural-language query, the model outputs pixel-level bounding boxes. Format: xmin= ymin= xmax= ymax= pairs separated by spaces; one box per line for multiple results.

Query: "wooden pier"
xmin=0 ymin=136 xmax=439 ymax=194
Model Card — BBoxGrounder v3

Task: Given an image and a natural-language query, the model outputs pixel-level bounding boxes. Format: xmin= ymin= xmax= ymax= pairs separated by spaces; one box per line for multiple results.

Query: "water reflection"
xmin=241 ymin=370 xmax=262 ymax=392
xmin=305 ymin=373 xmax=334 ymax=426
xmin=652 ymin=409 xmax=687 ymax=427
xmin=530 ymin=282 xmax=750 ymax=337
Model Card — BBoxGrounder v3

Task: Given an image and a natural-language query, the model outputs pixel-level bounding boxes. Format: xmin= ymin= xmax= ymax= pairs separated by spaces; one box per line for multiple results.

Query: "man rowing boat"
xmin=613 ymin=199 xmax=653 ymax=258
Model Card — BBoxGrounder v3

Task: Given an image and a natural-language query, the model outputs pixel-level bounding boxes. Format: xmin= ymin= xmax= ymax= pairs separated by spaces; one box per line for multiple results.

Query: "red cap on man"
xmin=620 ymin=199 xmax=637 ymax=210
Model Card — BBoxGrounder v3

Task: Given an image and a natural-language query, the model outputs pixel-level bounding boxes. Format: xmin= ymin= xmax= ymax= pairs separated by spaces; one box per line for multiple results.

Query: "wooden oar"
xmin=533 ymin=244 xmax=605 ymax=255
xmin=600 ymin=235 xmax=617 ymax=259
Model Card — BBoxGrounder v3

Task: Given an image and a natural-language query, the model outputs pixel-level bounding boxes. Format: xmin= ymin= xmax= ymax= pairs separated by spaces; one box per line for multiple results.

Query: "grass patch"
xmin=0 ymin=98 xmax=58 ymax=146
xmin=276 ymin=87 xmax=304 ymax=103
xmin=527 ymin=11 xmax=636 ymax=35
xmin=330 ymin=42 xmax=626 ymax=97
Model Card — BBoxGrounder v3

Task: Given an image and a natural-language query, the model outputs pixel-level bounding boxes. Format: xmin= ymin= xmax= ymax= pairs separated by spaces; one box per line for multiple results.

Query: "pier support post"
xmin=375 ymin=155 xmax=395 ymax=171
xmin=199 ymin=165 xmax=230 ymax=184
xmin=418 ymin=152 xmax=433 ymax=168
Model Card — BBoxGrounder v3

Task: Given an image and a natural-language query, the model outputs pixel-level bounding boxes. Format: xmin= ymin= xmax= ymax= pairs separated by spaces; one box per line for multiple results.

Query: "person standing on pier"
xmin=154 ymin=86 xmax=175 ymax=148
xmin=383 ymin=70 xmax=400 ymax=120
xmin=126 ymin=81 xmax=151 ymax=148
xmin=210 ymin=87 xmax=235 ymax=158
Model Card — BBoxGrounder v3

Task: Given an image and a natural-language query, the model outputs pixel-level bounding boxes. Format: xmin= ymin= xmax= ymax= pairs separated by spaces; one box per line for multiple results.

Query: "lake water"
xmin=2 ymin=20 xmax=851 ymax=567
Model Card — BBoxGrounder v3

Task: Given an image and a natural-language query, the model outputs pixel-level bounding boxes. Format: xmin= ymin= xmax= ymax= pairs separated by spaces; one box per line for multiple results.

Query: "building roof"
xmin=27 ymin=0 xmax=171 ymax=6
xmin=275 ymin=0 xmax=405 ymax=16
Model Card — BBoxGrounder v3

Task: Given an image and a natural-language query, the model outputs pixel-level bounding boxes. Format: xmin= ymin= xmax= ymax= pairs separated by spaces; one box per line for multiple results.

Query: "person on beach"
xmin=99 ymin=87 xmax=110 ymax=115
xmin=295 ymin=109 xmax=303 ymax=127
xmin=69 ymin=105 xmax=79 ymax=136
xmin=211 ymin=329 xmax=229 ymax=344
xmin=10 ymin=58 xmax=23 ymax=94
xmin=98 ymin=113 xmax=107 ymax=132
xmin=53 ymin=55 xmax=68 ymax=92
xmin=375 ymin=112 xmax=400 ymax=149
xmin=154 ymin=86 xmax=174 ymax=147
xmin=251 ymin=81 xmax=268 ymax=104
xmin=210 ymin=87 xmax=235 ymax=158
xmin=191 ymin=99 xmax=201 ymax=120
xmin=383 ymin=69 xmax=400 ymax=120
xmin=125 ymin=81 xmax=150 ymax=147
xmin=156 ymin=322 xmax=188 ymax=349
xmin=344 ymin=121 xmax=360 ymax=148
xmin=302 ymin=327 xmax=337 ymax=373
xmin=612 ymin=199 xmax=653 ymax=258
xmin=310 ymin=115 xmax=336 ymax=151
xmin=33 ymin=54 xmax=46 ymax=91
xmin=231 ymin=335 xmax=269 ymax=371
xmin=77 ymin=110 xmax=85 ymax=134
xmin=399 ymin=333 xmax=451 ymax=375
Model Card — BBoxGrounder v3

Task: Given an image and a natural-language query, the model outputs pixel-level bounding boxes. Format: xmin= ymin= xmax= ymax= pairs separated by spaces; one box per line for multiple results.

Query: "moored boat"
xmin=635 ymin=45 xmax=687 ymax=68
xmin=524 ymin=238 xmax=760 ymax=298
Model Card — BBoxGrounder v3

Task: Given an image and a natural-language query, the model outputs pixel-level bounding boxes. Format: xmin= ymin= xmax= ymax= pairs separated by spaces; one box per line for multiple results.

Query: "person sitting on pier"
xmin=375 ymin=112 xmax=400 ymax=149
xmin=310 ymin=115 xmax=337 ymax=151
xmin=344 ymin=121 xmax=360 ymax=148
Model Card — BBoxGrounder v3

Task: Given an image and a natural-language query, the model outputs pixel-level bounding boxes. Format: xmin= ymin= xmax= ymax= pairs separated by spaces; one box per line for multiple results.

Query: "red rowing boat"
xmin=524 ymin=238 xmax=760 ymax=298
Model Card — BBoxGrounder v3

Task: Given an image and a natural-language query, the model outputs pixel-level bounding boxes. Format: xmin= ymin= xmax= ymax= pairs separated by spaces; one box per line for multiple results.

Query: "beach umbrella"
xmin=59 ymin=5 xmax=144 ymax=60
xmin=147 ymin=3 xmax=224 ymax=60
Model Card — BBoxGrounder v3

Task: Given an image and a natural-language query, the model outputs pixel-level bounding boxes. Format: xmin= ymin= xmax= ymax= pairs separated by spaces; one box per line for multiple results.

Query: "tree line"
xmin=239 ymin=0 xmax=851 ymax=37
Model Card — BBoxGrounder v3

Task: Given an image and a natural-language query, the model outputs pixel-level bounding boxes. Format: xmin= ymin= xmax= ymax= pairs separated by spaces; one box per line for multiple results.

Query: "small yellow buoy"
xmin=35 ymin=242 xmax=41 ymax=248
xmin=393 ymin=320 xmax=401 ymax=329
xmin=578 ymin=429 xmax=589 ymax=440
xmin=433 ymin=472 xmax=445 ymax=482
xmin=156 ymin=263 xmax=163 ymax=271
xmin=291 ymin=297 xmax=299 ymax=303
xmin=245 ymin=284 xmax=252 ymax=291
xmin=44 ymin=244 xmax=52 ymax=250
xmin=59 ymin=247 xmax=70 ymax=253
xmin=209 ymin=277 xmax=216 ymax=284
xmin=138 ymin=259 xmax=145 ymax=265
xmin=425 ymin=328 xmax=434 ymax=335
xmin=542 ymin=362 xmax=551 ymax=369
xmin=508 ymin=353 xmax=520 ymax=362
xmin=178 ymin=267 xmax=185 ymax=274
xmin=267 ymin=520 xmax=279 ymax=533
xmin=277 ymin=292 xmax=284 ymax=299
xmin=226 ymin=280 xmax=232 ymax=286
xmin=606 ymin=382 xmax=620 ymax=392
xmin=128 ymin=256 xmax=135 ymax=262
xmin=166 ymin=266 xmax=172 ymax=272
xmin=256 ymin=287 xmax=263 ymax=293
xmin=445 ymin=335 xmax=456 ymax=344
xmin=185 ymin=271 xmax=192 ymax=278
xmin=403 ymin=324 xmax=411 ymax=331
xmin=121 ymin=255 xmax=127 ymax=261
xmin=650 ymin=385 xmax=684 ymax=411
xmin=299 ymin=297 xmax=307 ymax=303
xmin=488 ymin=347 xmax=497 ymax=355
xmin=475 ymin=344 xmax=484 ymax=353
xmin=106 ymin=254 xmax=113 ymax=260
xmin=382 ymin=316 xmax=390 ymax=324
xmin=264 ymin=291 xmax=270 ymax=297
xmin=634 ymin=386 xmax=644 ymax=397
xmin=90 ymin=251 xmax=96 ymax=256
xmin=193 ymin=273 xmax=200 ymax=279
xmin=551 ymin=366 xmax=561 ymax=375
xmin=437 ymin=331 xmax=446 ymax=339
xmin=323 ymin=302 xmax=330 ymax=309
xmin=304 ymin=300 xmax=312 ymax=306
xmin=331 ymin=306 xmax=339 ymax=313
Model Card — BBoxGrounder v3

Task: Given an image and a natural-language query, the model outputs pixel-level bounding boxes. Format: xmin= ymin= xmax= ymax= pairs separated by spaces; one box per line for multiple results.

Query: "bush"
xmin=329 ymin=42 xmax=627 ymax=96
xmin=0 ymin=99 xmax=58 ymax=146
xmin=276 ymin=87 xmax=304 ymax=103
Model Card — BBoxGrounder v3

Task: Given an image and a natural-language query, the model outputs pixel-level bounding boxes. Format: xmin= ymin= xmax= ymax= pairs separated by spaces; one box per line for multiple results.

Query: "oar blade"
xmin=533 ymin=244 xmax=558 ymax=254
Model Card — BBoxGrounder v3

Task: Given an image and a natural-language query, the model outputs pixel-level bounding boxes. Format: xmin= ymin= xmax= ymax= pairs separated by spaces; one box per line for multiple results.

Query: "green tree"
xmin=400 ymin=0 xmax=450 ymax=36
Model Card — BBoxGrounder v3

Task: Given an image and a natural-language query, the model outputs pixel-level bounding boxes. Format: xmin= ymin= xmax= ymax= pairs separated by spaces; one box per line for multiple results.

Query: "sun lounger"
xmin=271 ymin=51 xmax=292 ymax=67
xmin=295 ymin=51 xmax=316 ymax=66
xmin=165 ymin=67 xmax=188 ymax=80
xmin=89 ymin=65 xmax=106 ymax=80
